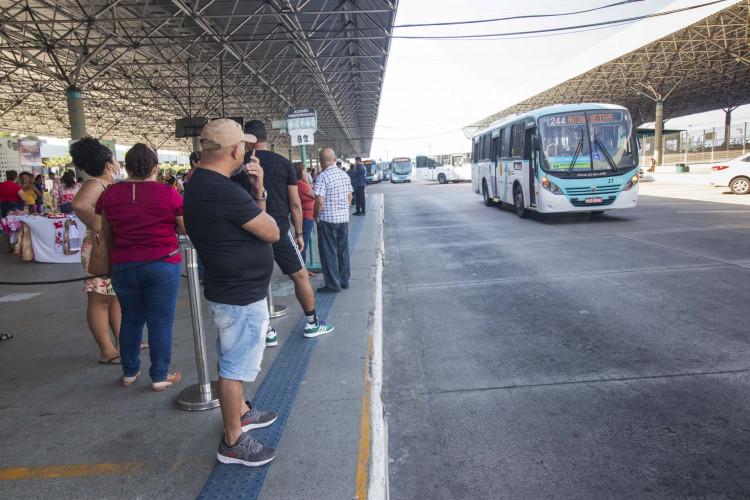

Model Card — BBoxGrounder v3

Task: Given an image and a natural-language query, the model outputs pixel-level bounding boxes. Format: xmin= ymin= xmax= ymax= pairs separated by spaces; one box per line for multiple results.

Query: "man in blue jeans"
xmin=313 ymin=148 xmax=353 ymax=293
xmin=353 ymin=156 xmax=366 ymax=216
xmin=183 ymin=119 xmax=281 ymax=467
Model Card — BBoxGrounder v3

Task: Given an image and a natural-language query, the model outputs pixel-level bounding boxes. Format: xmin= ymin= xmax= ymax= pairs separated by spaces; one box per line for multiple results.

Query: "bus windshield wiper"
xmin=594 ymin=138 xmax=618 ymax=172
xmin=567 ymin=137 xmax=584 ymax=175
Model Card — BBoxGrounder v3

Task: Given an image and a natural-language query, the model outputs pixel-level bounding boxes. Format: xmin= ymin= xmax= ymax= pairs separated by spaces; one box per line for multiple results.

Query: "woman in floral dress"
xmin=70 ymin=138 xmax=124 ymax=364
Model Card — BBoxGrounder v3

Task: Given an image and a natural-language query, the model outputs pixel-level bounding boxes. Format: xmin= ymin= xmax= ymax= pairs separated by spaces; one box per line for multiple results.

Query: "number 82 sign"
xmin=291 ymin=129 xmax=315 ymax=146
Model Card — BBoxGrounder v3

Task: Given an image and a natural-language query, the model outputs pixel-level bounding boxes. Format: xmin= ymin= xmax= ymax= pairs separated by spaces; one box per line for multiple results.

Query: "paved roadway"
xmin=376 ymin=179 xmax=750 ymax=498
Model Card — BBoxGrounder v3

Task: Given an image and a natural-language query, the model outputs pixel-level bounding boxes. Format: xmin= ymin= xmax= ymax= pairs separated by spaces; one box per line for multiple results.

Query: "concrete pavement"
xmin=0 ymin=194 xmax=385 ymax=500
xmin=383 ymin=179 xmax=750 ymax=498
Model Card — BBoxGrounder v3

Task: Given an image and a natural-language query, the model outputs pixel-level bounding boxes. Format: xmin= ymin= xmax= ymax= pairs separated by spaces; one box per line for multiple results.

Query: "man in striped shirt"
xmin=313 ymin=148 xmax=353 ymax=293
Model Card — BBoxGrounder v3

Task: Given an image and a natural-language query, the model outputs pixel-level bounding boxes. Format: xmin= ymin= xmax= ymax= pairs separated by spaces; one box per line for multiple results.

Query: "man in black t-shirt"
xmin=183 ymin=119 xmax=280 ymax=468
xmin=232 ymin=120 xmax=333 ymax=343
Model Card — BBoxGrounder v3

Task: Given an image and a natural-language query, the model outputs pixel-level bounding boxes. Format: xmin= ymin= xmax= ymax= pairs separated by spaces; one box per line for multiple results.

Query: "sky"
xmin=369 ymin=0 xmax=746 ymax=162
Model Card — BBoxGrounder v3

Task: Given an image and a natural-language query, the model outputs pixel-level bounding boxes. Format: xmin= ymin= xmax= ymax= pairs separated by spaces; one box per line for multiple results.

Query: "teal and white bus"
xmin=364 ymin=159 xmax=381 ymax=183
xmin=471 ymin=103 xmax=639 ymax=217
xmin=390 ymin=157 xmax=413 ymax=183
xmin=378 ymin=161 xmax=391 ymax=181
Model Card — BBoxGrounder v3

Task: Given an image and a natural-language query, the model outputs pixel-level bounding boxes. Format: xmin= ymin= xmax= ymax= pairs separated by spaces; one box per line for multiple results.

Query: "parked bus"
xmin=364 ymin=159 xmax=380 ymax=183
xmin=416 ymin=154 xmax=471 ymax=183
xmin=390 ymin=157 xmax=413 ymax=182
xmin=378 ymin=161 xmax=391 ymax=181
xmin=471 ymin=103 xmax=639 ymax=217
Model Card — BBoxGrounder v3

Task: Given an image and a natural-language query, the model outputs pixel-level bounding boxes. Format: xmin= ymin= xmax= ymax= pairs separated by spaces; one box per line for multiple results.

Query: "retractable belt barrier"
xmin=0 ymin=249 xmax=181 ymax=286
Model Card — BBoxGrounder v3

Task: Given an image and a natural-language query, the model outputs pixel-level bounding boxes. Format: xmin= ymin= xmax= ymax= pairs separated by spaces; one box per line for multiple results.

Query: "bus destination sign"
xmin=546 ymin=112 xmax=619 ymax=127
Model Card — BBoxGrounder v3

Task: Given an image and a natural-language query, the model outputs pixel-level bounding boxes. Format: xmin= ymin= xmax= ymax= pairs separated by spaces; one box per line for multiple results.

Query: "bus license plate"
xmin=585 ymin=197 xmax=603 ymax=204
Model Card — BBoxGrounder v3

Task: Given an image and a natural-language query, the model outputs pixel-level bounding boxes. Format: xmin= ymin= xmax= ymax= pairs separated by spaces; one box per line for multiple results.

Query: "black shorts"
xmin=273 ymin=228 xmax=305 ymax=275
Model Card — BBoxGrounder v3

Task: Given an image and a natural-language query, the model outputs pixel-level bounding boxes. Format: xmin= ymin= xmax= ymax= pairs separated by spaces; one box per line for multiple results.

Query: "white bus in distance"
xmin=416 ymin=155 xmax=471 ymax=183
xmin=471 ymin=103 xmax=640 ymax=218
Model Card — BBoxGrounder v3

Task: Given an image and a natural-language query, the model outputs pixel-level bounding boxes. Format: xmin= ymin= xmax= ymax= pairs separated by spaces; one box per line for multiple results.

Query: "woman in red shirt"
xmin=294 ymin=161 xmax=315 ymax=272
xmin=95 ymin=143 xmax=186 ymax=391
xmin=1 ymin=170 xmax=28 ymax=252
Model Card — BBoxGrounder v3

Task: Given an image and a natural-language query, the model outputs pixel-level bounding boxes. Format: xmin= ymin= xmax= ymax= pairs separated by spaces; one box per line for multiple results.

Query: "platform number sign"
xmin=287 ymin=107 xmax=317 ymax=147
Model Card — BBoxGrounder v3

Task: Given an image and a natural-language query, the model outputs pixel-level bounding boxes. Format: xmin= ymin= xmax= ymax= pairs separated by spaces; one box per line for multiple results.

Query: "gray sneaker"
xmin=241 ymin=401 xmax=278 ymax=431
xmin=217 ymin=432 xmax=275 ymax=467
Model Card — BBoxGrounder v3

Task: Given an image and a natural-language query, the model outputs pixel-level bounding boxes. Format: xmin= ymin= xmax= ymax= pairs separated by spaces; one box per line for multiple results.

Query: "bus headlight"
xmin=622 ymin=175 xmax=639 ymax=191
xmin=541 ymin=177 xmax=563 ymax=195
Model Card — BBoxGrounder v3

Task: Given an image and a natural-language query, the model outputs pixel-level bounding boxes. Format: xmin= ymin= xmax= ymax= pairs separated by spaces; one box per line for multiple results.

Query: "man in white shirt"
xmin=313 ymin=148 xmax=353 ymax=293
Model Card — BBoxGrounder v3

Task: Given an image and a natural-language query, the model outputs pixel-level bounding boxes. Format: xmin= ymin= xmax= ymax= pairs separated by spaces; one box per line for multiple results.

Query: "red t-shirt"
xmin=95 ymin=181 xmax=183 ymax=264
xmin=297 ymin=180 xmax=314 ymax=220
xmin=0 ymin=181 xmax=23 ymax=203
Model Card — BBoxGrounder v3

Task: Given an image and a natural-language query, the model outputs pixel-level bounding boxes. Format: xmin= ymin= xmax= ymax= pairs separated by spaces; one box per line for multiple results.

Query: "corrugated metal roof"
xmin=0 ymin=0 xmax=398 ymax=156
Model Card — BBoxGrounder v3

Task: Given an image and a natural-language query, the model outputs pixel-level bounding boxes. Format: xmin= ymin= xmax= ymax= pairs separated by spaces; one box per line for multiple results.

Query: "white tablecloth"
xmin=18 ymin=215 xmax=87 ymax=264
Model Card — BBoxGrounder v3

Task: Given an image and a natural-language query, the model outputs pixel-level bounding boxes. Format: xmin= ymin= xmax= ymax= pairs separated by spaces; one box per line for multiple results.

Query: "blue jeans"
xmin=355 ymin=186 xmax=366 ymax=213
xmin=110 ymin=260 xmax=181 ymax=382
xmin=317 ymin=220 xmax=350 ymax=291
xmin=301 ymin=218 xmax=314 ymax=262
xmin=208 ymin=298 xmax=269 ymax=382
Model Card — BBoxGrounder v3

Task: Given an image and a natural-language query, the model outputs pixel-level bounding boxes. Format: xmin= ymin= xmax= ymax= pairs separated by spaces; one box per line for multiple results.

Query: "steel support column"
xmin=66 ymin=88 xmax=87 ymax=178
xmin=725 ymin=110 xmax=732 ymax=151
xmin=654 ymin=101 xmax=664 ymax=165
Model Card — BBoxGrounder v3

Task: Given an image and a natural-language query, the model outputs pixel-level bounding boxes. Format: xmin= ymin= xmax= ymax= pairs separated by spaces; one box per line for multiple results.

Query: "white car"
xmin=709 ymin=153 xmax=750 ymax=194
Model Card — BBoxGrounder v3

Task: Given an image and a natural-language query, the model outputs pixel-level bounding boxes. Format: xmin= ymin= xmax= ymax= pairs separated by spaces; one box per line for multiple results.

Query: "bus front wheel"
xmin=438 ymin=173 xmax=447 ymax=184
xmin=514 ymin=186 xmax=530 ymax=219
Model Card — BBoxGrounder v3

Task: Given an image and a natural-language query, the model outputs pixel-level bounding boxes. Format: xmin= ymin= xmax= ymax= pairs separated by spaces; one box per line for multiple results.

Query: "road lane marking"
xmin=0 ymin=461 xmax=150 ymax=481
xmin=0 ymin=293 xmax=41 ymax=302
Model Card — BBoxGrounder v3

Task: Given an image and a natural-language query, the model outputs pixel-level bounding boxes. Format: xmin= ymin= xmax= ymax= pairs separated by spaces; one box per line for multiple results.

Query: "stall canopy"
xmin=463 ymin=1 xmax=750 ymax=137
xmin=0 ymin=0 xmax=398 ymax=155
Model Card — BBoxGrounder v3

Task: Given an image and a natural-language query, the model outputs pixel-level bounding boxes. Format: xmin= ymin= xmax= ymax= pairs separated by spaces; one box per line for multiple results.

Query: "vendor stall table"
xmin=17 ymin=215 xmax=86 ymax=264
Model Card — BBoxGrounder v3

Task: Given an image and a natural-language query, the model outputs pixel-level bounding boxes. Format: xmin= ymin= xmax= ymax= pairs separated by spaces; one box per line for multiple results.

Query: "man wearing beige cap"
xmin=183 ymin=118 xmax=281 ymax=467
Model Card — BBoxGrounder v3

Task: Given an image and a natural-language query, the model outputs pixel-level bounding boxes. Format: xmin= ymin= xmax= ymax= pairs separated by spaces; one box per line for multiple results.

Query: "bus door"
xmin=524 ymin=124 xmax=537 ymax=207
xmin=491 ymin=130 xmax=500 ymax=197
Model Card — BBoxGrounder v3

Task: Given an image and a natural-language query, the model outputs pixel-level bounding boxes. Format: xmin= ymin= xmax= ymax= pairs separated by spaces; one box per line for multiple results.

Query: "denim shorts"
xmin=207 ymin=298 xmax=269 ymax=382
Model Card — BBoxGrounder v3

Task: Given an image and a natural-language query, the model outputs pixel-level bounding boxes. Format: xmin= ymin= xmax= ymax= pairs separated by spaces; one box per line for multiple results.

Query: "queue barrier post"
xmin=267 ymin=282 xmax=287 ymax=318
xmin=306 ymin=231 xmax=322 ymax=273
xmin=177 ymin=242 xmax=220 ymax=411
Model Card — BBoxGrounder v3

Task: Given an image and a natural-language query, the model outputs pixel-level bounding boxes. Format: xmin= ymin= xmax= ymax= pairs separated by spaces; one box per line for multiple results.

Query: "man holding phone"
xmin=232 ymin=120 xmax=333 ymax=343
xmin=183 ymin=118 xmax=280 ymax=467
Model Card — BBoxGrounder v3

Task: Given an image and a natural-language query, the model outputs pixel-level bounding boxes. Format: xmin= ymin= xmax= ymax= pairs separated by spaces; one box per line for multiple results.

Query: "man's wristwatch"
xmin=295 ymin=232 xmax=303 ymax=237
xmin=251 ymin=189 xmax=267 ymax=202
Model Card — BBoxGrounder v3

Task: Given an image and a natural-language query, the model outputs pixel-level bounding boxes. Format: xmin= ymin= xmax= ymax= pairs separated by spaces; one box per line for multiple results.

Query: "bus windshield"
xmin=365 ymin=162 xmax=377 ymax=175
xmin=539 ymin=110 xmax=636 ymax=176
xmin=392 ymin=159 xmax=411 ymax=175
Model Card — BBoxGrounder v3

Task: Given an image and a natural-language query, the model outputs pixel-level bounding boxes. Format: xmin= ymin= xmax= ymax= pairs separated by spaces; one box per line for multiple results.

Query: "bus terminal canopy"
xmin=0 ymin=0 xmax=398 ymax=155
xmin=463 ymin=1 xmax=750 ymax=137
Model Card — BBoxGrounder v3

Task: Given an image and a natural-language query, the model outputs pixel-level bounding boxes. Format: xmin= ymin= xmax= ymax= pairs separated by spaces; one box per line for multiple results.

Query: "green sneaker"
xmin=265 ymin=326 xmax=278 ymax=346
xmin=303 ymin=321 xmax=334 ymax=338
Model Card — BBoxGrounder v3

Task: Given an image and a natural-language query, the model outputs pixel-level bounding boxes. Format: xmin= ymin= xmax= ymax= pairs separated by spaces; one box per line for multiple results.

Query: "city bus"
xmin=378 ymin=161 xmax=391 ymax=181
xmin=363 ymin=159 xmax=381 ymax=183
xmin=471 ymin=103 xmax=639 ymax=218
xmin=390 ymin=157 xmax=413 ymax=182
xmin=416 ymin=154 xmax=471 ymax=183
